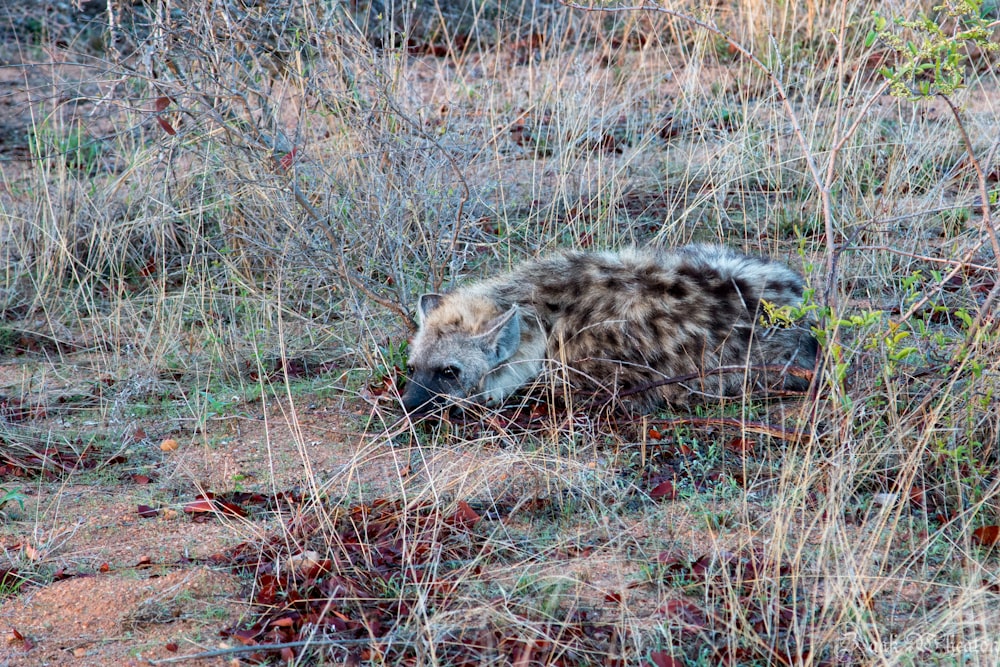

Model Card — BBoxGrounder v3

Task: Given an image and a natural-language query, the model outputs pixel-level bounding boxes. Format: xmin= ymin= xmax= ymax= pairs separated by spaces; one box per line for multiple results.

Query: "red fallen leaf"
xmin=280 ymin=647 xmax=295 ymax=661
xmin=648 ymin=428 xmax=662 ymax=440
xmin=133 ymin=426 xmax=147 ymax=442
xmin=649 ymin=480 xmax=676 ymax=501
xmin=154 ymin=96 xmax=172 ymax=112
xmin=725 ymin=437 xmax=752 ymax=454
xmin=528 ymin=403 xmax=548 ymax=421
xmin=131 ymin=474 xmax=153 ymax=484
xmin=972 ymin=525 xmax=1000 ymax=546
xmin=138 ymin=257 xmax=157 ymax=278
xmin=183 ymin=498 xmax=215 ymax=514
xmin=677 ymin=443 xmax=693 ymax=456
xmin=659 ymin=599 xmax=707 ymax=629
xmin=453 ymin=500 xmax=481 ymax=528
xmin=658 ymin=115 xmax=679 ymax=140
xmin=165 ymin=642 xmax=178 ymax=652
xmin=646 ymin=651 xmax=684 ymax=667
xmin=270 ymin=617 xmax=295 ymax=628
xmin=156 ymin=116 xmax=177 ymax=135
xmin=304 ymin=559 xmax=333 ymax=578
xmin=604 ymin=591 xmax=623 ymax=604
xmin=216 ymin=500 xmax=247 ymax=518
xmin=137 ymin=504 xmax=159 ymax=518
xmin=278 ymin=147 xmax=297 ymax=170
xmin=656 ymin=551 xmax=686 ymax=566
xmin=231 ymin=628 xmax=258 ymax=645
xmin=99 ymin=562 xmax=110 ymax=573
xmin=908 ymin=485 xmax=925 ymax=506
xmin=11 ymin=627 xmax=23 ymax=640
xmin=256 ymin=575 xmax=278 ymax=605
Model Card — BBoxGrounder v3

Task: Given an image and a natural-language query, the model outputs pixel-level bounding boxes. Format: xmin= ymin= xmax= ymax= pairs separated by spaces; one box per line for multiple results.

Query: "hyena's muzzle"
xmin=400 ymin=366 xmax=466 ymax=415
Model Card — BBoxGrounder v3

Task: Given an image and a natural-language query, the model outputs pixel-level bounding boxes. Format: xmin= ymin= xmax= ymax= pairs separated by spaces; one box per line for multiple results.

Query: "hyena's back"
xmin=402 ymin=245 xmax=817 ymax=413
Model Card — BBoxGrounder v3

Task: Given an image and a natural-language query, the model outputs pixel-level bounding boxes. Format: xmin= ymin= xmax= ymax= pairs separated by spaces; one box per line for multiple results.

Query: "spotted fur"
xmin=401 ymin=245 xmax=817 ymax=414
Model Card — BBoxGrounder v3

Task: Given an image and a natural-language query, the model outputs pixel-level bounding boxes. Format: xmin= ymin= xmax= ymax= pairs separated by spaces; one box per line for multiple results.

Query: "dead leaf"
xmin=278 ymin=147 xmax=297 ymax=170
xmin=725 ymin=437 xmax=753 ymax=454
xmin=972 ymin=525 xmax=1000 ymax=546
xmin=160 ymin=438 xmax=179 ymax=452
xmin=453 ymin=500 xmax=481 ymax=528
xmin=184 ymin=498 xmax=215 ymax=514
xmin=646 ymin=651 xmax=684 ymax=667
xmin=156 ymin=117 xmax=177 ymax=135
xmin=649 ymin=480 xmax=677 ymax=501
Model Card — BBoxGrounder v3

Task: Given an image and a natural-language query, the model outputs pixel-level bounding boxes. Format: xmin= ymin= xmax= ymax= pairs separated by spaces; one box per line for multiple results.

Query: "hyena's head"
xmin=402 ymin=293 xmax=520 ymax=415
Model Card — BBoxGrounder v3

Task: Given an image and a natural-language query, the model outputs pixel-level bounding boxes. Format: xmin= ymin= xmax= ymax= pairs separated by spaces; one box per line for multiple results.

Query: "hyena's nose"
xmin=401 ymin=381 xmax=438 ymax=415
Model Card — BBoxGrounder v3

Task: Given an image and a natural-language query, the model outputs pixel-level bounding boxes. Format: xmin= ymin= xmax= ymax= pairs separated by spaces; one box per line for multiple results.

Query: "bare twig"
xmin=146 ymin=637 xmax=382 ymax=665
xmin=291 ymin=180 xmax=418 ymax=332
xmin=849 ymin=246 xmax=997 ymax=274
xmin=559 ymin=0 xmax=840 ymax=310
xmin=892 ymin=95 xmax=998 ymax=329
xmin=643 ymin=416 xmax=812 ymax=443
xmin=938 ymin=93 xmax=999 ymax=277
xmin=615 ymin=363 xmax=814 ymax=398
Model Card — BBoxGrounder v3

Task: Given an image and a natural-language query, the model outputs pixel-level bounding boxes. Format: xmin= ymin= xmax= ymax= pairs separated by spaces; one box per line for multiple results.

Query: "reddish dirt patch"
xmin=0 ymin=398 xmax=409 ymax=665
xmin=1 ymin=567 xmax=240 ymax=666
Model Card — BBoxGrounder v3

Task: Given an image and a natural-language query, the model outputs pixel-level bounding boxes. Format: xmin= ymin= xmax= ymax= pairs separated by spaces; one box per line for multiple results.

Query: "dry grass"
xmin=2 ymin=0 xmax=999 ymax=665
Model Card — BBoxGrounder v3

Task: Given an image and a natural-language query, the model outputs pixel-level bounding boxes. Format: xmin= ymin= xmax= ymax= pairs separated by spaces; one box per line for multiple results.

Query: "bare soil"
xmin=0 ymin=357 xmax=396 ymax=665
xmin=3 ymin=1 xmax=999 ymax=665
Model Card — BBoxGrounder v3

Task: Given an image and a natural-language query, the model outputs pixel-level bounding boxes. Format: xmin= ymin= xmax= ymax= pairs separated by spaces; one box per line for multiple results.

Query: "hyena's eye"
xmin=438 ymin=365 xmax=460 ymax=379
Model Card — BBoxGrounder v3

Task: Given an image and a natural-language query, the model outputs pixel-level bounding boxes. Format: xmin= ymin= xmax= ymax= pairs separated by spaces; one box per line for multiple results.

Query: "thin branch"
xmin=614 ymin=363 xmax=814 ymax=398
xmin=147 ymin=637 xmax=383 ymax=665
xmin=894 ymin=95 xmax=998 ymax=329
xmin=644 ymin=416 xmax=813 ymax=443
xmin=938 ymin=93 xmax=999 ymax=276
xmin=849 ymin=246 xmax=997 ymax=274
xmin=291 ymin=180 xmax=418 ymax=332
xmin=559 ymin=0 xmax=839 ymax=311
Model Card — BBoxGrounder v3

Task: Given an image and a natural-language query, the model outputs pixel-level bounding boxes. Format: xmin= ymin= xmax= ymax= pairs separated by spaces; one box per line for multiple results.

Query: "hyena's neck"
xmin=468 ymin=257 xmax=570 ymax=326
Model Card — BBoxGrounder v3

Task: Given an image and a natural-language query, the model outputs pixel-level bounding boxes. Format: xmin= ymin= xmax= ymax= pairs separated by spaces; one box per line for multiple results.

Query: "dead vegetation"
xmin=1 ymin=0 xmax=1000 ymax=665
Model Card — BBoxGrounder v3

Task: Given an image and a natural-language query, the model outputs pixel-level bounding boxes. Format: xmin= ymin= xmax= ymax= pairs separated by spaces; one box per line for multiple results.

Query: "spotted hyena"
xmin=401 ymin=245 xmax=818 ymax=414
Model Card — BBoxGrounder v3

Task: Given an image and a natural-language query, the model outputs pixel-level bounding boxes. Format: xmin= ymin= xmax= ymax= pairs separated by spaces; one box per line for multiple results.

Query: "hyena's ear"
xmin=477 ymin=307 xmax=521 ymax=363
xmin=417 ymin=293 xmax=444 ymax=325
